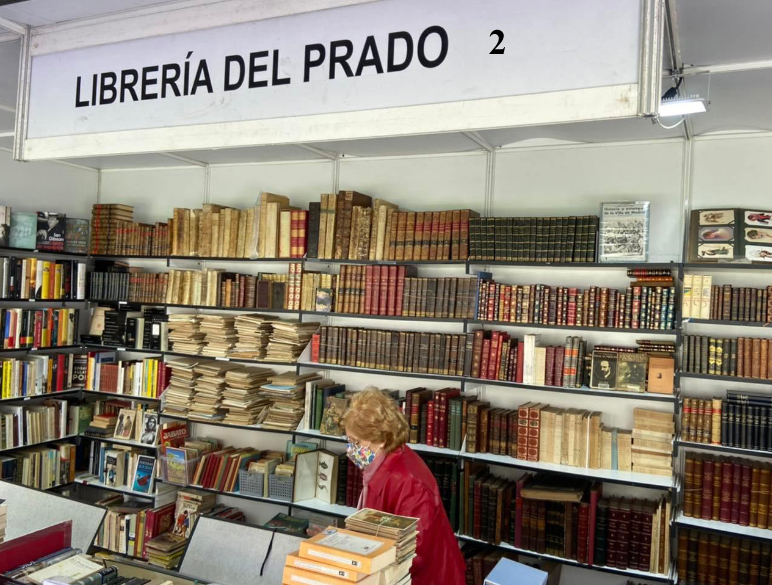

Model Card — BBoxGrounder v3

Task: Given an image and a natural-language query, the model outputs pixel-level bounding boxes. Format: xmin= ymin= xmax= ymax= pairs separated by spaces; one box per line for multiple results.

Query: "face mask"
xmin=346 ymin=440 xmax=379 ymax=470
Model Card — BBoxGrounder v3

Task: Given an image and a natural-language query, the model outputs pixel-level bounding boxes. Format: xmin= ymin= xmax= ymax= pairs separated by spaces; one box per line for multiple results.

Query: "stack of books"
xmin=221 ymin=366 xmax=274 ymax=426
xmin=265 ymin=320 xmax=320 ymax=362
xmin=145 ymin=532 xmax=188 ymax=569
xmin=162 ymin=358 xmax=201 ymax=417
xmin=200 ymin=314 xmax=238 ymax=357
xmin=89 ymin=203 xmax=134 ymax=254
xmin=231 ymin=313 xmax=276 ymax=359
xmin=260 ymin=372 xmax=321 ymax=431
xmin=631 ymin=408 xmax=674 ymax=477
xmin=187 ymin=362 xmax=236 ymax=422
xmin=346 ymin=509 xmax=418 ymax=568
xmin=167 ymin=313 xmax=205 ymax=355
xmin=283 ymin=524 xmax=411 ymax=585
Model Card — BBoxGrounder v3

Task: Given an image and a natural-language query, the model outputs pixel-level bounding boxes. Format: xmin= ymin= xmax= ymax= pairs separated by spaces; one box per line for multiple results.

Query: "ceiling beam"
xmin=462 ymin=131 xmax=494 ymax=152
xmin=295 ymin=144 xmax=339 ymax=160
xmin=681 ymin=59 xmax=772 ymax=77
xmin=0 ymin=15 xmax=25 ymax=36
xmin=159 ymin=152 xmax=207 ymax=167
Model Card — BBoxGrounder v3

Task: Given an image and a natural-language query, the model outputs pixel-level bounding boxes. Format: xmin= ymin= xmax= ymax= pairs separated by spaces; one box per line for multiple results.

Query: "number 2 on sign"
xmin=490 ymin=30 xmax=505 ymax=54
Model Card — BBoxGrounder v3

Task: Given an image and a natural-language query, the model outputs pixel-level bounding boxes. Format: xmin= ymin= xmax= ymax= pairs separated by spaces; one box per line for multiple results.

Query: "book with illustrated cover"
xmin=264 ymin=512 xmax=309 ymax=536
xmin=140 ymin=410 xmax=159 ymax=444
xmin=688 ymin=207 xmax=772 ymax=263
xmin=113 ymin=408 xmax=136 ymax=440
xmin=64 ymin=218 xmax=89 ymax=253
xmin=9 ymin=212 xmax=37 ymax=249
xmin=36 ymin=212 xmax=66 ymax=251
xmin=164 ymin=447 xmax=191 ymax=485
xmin=598 ymin=202 xmax=650 ymax=263
xmin=132 ymin=454 xmax=156 ymax=493
xmin=616 ymin=352 xmax=648 ymax=393
xmin=590 ymin=351 xmax=618 ymax=390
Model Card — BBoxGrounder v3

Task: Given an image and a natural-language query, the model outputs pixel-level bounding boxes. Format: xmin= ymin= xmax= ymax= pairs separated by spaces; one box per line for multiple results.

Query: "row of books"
xmin=0 ymin=307 xmax=78 ymax=349
xmin=310 ymin=192 xmax=475 ymax=262
xmin=681 ymin=391 xmax=772 ymax=451
xmin=0 ymin=398 xmax=70 ymax=449
xmin=0 ymin=257 xmax=87 ymax=300
xmin=0 ymin=208 xmax=89 ymax=253
xmin=469 ymin=215 xmax=599 ymax=263
xmin=88 ymin=270 xmax=169 ymax=304
xmin=87 ymin=441 xmax=157 ymax=494
xmin=311 ymin=327 xmax=675 ymax=394
xmin=683 ymin=274 xmax=772 ymax=322
xmin=82 ymin=402 xmax=159 ymax=446
xmin=684 ymin=453 xmax=772 ymax=529
xmin=677 ymin=527 xmax=771 ymax=585
xmin=463 ymin=401 xmax=673 ymax=475
xmin=0 ymin=442 xmax=76 ymax=489
xmin=459 ymin=470 xmax=671 ymax=575
xmin=317 ymin=265 xmax=477 ymax=319
xmin=474 ymin=271 xmax=676 ymax=330
xmin=0 ymin=352 xmax=86 ymax=399
xmin=683 ymin=335 xmax=772 ymax=380
xmin=85 ymin=352 xmax=170 ymax=398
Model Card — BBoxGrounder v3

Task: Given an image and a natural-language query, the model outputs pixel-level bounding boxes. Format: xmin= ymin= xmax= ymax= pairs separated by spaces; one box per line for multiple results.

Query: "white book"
xmin=690 ymin=275 xmax=703 ymax=319
xmin=35 ymin=259 xmax=44 ymax=299
xmin=20 ymin=259 xmax=27 ymax=299
xmin=682 ymin=274 xmax=693 ymax=319
xmin=76 ymin=262 xmax=87 ymax=299
xmin=700 ymin=274 xmax=712 ymax=319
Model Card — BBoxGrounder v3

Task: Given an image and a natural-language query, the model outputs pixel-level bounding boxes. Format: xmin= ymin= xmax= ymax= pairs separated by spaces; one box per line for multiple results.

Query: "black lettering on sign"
xmin=304 ymin=44 xmax=326 ymax=82
xmin=387 ymin=31 xmax=413 ymax=73
xmin=490 ymin=30 xmax=505 ymax=54
xmin=418 ymin=25 xmax=448 ymax=68
xmin=249 ymin=51 xmax=269 ymax=88
xmin=224 ymin=55 xmax=245 ymax=91
xmin=329 ymin=39 xmax=354 ymax=79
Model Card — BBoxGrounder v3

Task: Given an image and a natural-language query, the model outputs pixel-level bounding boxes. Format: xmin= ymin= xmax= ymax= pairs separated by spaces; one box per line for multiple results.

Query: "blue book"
xmin=484 ymin=558 xmax=547 ymax=585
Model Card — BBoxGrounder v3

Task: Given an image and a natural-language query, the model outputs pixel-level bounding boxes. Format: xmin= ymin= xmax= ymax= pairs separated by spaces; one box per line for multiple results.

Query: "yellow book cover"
xmin=28 ymin=258 xmax=36 ymax=299
xmin=282 ymin=566 xmax=380 ymax=585
xmin=54 ymin=264 xmax=63 ymax=300
xmin=41 ymin=262 xmax=51 ymax=300
xmin=299 ymin=528 xmax=396 ymax=575
xmin=284 ymin=552 xmax=369 ymax=583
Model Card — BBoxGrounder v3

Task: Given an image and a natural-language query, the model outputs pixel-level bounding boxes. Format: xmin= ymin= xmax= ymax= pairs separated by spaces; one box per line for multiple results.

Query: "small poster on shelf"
xmin=598 ymin=201 xmax=650 ymax=263
xmin=36 ymin=211 xmax=66 ymax=251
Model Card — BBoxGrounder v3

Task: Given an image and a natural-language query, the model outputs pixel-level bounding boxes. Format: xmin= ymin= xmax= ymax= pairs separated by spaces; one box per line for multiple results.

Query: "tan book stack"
xmin=260 ymin=372 xmax=322 ymax=431
xmin=221 ymin=366 xmax=273 ymax=426
xmin=231 ymin=313 xmax=276 ymax=359
xmin=167 ymin=313 xmax=205 ymax=355
xmin=162 ymin=358 xmax=201 ymax=416
xmin=168 ymin=204 xmax=259 ymax=259
xmin=283 ymin=518 xmax=414 ymax=585
xmin=264 ymin=320 xmax=321 ymax=363
xmin=199 ymin=314 xmax=238 ymax=357
xmin=631 ymin=408 xmax=674 ymax=477
xmin=89 ymin=204 xmax=134 ymax=254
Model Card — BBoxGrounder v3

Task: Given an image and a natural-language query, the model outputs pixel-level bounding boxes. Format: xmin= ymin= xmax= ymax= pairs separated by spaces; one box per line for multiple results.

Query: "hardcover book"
xmin=64 ymin=218 xmax=89 ymax=253
xmin=616 ymin=353 xmax=648 ymax=392
xmin=36 ymin=212 xmax=66 ymax=251
xmin=590 ymin=351 xmax=618 ymax=390
xmin=9 ymin=212 xmax=37 ymax=249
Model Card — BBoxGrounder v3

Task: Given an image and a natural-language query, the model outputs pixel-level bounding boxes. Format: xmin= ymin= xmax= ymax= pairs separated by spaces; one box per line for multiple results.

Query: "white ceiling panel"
xmin=178 ymin=145 xmax=325 ymax=165
xmin=0 ymin=38 xmax=19 ymax=110
xmin=309 ymin=133 xmax=482 ymax=158
xmin=690 ymin=69 xmax=772 ymax=135
xmin=479 ymin=117 xmax=683 ymax=147
xmin=0 ymin=0 xmax=184 ymax=26
xmin=62 ymin=153 xmax=199 ymax=170
xmin=676 ymin=0 xmax=772 ymax=66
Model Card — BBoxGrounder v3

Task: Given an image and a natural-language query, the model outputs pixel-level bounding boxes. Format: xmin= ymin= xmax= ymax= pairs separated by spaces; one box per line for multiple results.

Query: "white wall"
xmin=0 ymin=149 xmax=97 ymax=218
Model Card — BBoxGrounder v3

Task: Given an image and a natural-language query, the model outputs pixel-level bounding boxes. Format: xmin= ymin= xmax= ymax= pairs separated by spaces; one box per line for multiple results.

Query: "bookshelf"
xmin=674 ymin=513 xmax=772 ymax=543
xmin=0 ymin=433 xmax=80 ymax=454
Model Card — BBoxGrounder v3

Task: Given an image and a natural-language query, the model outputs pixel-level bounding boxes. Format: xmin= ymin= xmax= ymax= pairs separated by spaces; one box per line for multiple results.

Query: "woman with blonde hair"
xmin=341 ymin=388 xmax=466 ymax=585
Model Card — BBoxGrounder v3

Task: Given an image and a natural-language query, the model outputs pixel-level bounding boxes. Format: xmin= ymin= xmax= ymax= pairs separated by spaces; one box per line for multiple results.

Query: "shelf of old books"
xmin=675 ymin=513 xmax=772 ymax=543
xmin=456 ymin=534 xmax=675 ymax=583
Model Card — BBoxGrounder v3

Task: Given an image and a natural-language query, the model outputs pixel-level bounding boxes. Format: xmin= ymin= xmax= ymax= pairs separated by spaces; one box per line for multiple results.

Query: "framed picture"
xmin=598 ymin=201 xmax=650 ymax=263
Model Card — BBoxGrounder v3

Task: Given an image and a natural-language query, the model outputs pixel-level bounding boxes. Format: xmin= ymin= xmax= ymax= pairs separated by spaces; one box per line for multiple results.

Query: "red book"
xmin=615 ymin=500 xmax=630 ymax=570
xmin=545 ymin=346 xmax=556 ymax=387
xmin=587 ymin=482 xmax=602 ymax=566
xmin=702 ymin=459 xmax=715 ymax=520
xmin=486 ymin=332 xmax=499 ymax=380
xmin=514 ymin=477 xmax=526 ymax=548
xmin=480 ymin=338 xmax=491 ymax=380
xmin=731 ymin=461 xmax=742 ymax=524
xmin=157 ymin=364 xmax=170 ymax=396
xmin=432 ymin=397 xmax=441 ymax=447
xmin=515 ymin=341 xmax=524 ymax=383
xmin=638 ymin=502 xmax=653 ymax=570
xmin=143 ymin=503 xmax=175 ymax=558
xmin=345 ymin=459 xmax=356 ymax=507
xmin=378 ymin=266 xmax=389 ymax=316
xmin=371 ymin=266 xmax=381 ymax=315
xmin=577 ymin=501 xmax=590 ymax=564
xmin=720 ymin=461 xmax=733 ymax=522
xmin=516 ymin=403 xmax=529 ymax=460
xmin=33 ymin=312 xmax=43 ymax=348
xmin=386 ymin=266 xmax=398 ymax=316
xmin=395 ymin=266 xmax=406 ymax=317
xmin=426 ymin=400 xmax=435 ymax=446
xmin=607 ymin=498 xmax=618 ymax=568
xmin=55 ymin=354 xmax=65 ymax=392
xmin=554 ymin=347 xmax=565 ymax=386
xmin=740 ymin=463 xmax=752 ymax=526
xmin=311 ymin=333 xmax=320 ymax=362
xmin=364 ymin=265 xmax=374 ymax=315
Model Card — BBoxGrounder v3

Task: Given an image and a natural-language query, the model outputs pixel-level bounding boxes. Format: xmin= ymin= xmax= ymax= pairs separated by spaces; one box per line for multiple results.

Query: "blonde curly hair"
xmin=341 ymin=388 xmax=409 ymax=453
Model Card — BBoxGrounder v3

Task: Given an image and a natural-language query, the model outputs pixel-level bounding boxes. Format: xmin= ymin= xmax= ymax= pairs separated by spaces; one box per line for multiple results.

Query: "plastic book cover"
xmin=64 ymin=218 xmax=89 ymax=253
xmin=36 ymin=212 xmax=66 ymax=252
xmin=164 ymin=447 xmax=189 ymax=485
xmin=9 ymin=212 xmax=37 ymax=249
xmin=598 ymin=201 xmax=650 ymax=263
xmin=132 ymin=454 xmax=156 ymax=493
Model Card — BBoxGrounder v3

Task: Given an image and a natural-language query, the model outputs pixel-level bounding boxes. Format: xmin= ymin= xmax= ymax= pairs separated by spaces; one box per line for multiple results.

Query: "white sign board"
xmin=26 ymin=0 xmax=641 ymax=140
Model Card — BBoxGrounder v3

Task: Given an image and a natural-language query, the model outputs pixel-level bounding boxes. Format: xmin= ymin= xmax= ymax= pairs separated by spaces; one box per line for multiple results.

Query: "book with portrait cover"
xmin=64 ymin=218 xmax=89 ymax=253
xmin=36 ymin=212 xmax=66 ymax=251
xmin=9 ymin=212 xmax=36 ymax=249
xmin=590 ymin=350 xmax=618 ymax=390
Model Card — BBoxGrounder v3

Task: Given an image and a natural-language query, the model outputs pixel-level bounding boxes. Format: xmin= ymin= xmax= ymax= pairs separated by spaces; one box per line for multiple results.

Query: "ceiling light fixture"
xmin=659 ymin=97 xmax=708 ymax=117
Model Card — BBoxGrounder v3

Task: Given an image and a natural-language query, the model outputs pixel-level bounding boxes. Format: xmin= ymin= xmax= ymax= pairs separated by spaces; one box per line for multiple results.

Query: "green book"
xmin=9 ymin=212 xmax=36 ymax=249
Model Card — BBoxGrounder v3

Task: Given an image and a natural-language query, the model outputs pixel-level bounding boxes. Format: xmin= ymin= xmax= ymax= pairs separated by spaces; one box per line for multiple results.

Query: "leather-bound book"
xmin=255 ymin=279 xmax=271 ymax=309
xmin=693 ymin=457 xmax=703 ymax=518
xmin=751 ymin=464 xmax=761 ymax=527
xmin=728 ymin=536 xmax=740 ymax=584
xmin=615 ymin=498 xmax=630 ymax=570
xmin=684 ymin=454 xmax=695 ymax=516
xmin=759 ymin=542 xmax=771 ymax=584
xmin=677 ymin=529 xmax=689 ymax=580
xmin=737 ymin=539 xmax=751 ymax=585
xmin=713 ymin=459 xmax=722 ymax=520
xmin=749 ymin=541 xmax=760 ymax=585
xmin=759 ymin=466 xmax=771 ymax=529
xmin=696 ymin=531 xmax=710 ymax=585
xmin=731 ymin=461 xmax=742 ymax=524
xmin=306 ymin=202 xmax=321 ymax=259
xmin=709 ymin=534 xmax=721 ymax=585
xmin=739 ymin=463 xmax=752 ymax=526
xmin=627 ymin=499 xmax=641 ymax=570
xmin=719 ymin=535 xmax=731 ymax=584
xmin=702 ymin=457 xmax=715 ymax=519
xmin=593 ymin=499 xmax=608 ymax=567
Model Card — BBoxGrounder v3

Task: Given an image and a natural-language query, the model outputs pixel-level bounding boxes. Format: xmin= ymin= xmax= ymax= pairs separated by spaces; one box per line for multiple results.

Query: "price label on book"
xmin=118 ymin=301 xmax=127 ymax=305
xmin=117 ymin=347 xmax=126 ymax=352
xmin=215 ymin=357 xmax=230 ymax=361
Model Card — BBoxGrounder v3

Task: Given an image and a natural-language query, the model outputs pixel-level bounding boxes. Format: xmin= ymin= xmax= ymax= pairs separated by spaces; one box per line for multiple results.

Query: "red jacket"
xmin=363 ymin=445 xmax=466 ymax=585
